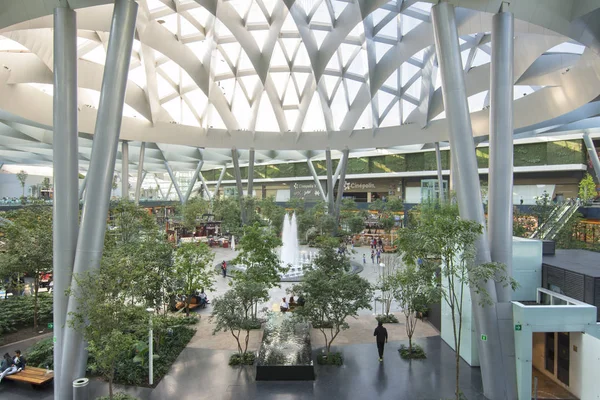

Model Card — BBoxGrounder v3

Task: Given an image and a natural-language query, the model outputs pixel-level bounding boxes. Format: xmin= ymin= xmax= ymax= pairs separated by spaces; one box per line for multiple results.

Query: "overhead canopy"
xmin=0 ymin=0 xmax=598 ymax=172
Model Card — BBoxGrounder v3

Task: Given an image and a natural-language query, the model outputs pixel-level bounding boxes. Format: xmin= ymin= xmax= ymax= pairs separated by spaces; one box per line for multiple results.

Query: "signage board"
xmin=290 ymin=182 xmax=325 ymax=201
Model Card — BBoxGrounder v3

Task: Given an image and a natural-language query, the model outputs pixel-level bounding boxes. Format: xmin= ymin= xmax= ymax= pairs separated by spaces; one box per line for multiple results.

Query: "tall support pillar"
xmin=184 ymin=160 xmax=204 ymax=203
xmin=307 ymin=159 xmax=326 ymax=202
xmin=325 ymin=149 xmax=334 ymax=214
xmin=488 ymin=9 xmax=517 ymax=397
xmin=247 ymin=148 xmax=255 ymax=198
xmin=434 ymin=142 xmax=444 ymax=202
xmin=334 ymin=148 xmax=350 ymax=219
xmin=60 ymin=0 xmax=138 ymax=397
xmin=432 ymin=3 xmax=508 ymax=399
xmin=121 ymin=141 xmax=129 ymax=200
xmin=213 ymin=166 xmax=227 ymax=199
xmin=153 ymin=175 xmax=165 ymax=199
xmin=198 ymin=172 xmax=211 ymax=201
xmin=166 ymin=182 xmax=173 ymax=199
xmin=332 ymin=156 xmax=344 ymax=189
xmin=231 ymin=149 xmax=245 ymax=223
xmin=584 ymin=133 xmax=600 ymax=183
xmin=53 ymin=8 xmax=79 ymax=400
xmin=165 ymin=161 xmax=184 ymax=204
xmin=134 ymin=142 xmax=146 ymax=205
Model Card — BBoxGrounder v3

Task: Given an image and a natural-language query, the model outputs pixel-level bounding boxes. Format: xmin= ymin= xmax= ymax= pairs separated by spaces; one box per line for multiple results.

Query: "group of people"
xmin=363 ymin=248 xmax=383 ymax=265
xmin=0 ymin=350 xmax=26 ymax=382
xmin=279 ymin=295 xmax=304 ymax=312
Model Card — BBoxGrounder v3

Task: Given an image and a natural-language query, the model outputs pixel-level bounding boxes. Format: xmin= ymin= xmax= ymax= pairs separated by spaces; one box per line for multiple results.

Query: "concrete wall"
xmin=570 ymin=332 xmax=600 ymax=400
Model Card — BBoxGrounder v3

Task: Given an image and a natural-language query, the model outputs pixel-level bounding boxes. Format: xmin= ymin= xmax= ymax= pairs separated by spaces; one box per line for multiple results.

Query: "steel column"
xmin=331 ymin=156 xmax=343 ymax=189
xmin=325 ymin=149 xmax=334 ymax=214
xmin=584 ymin=133 xmax=600 ymax=183
xmin=121 ymin=141 xmax=129 ymax=200
xmin=184 ymin=160 xmax=204 ymax=203
xmin=134 ymin=142 xmax=146 ymax=205
xmin=488 ymin=10 xmax=517 ymax=397
xmin=434 ymin=143 xmax=444 ymax=202
xmin=165 ymin=161 xmax=184 ymax=204
xmin=213 ymin=166 xmax=227 ymax=199
xmin=53 ymin=8 xmax=79 ymax=400
xmin=60 ymin=1 xmax=138 ymax=397
xmin=432 ymin=3 xmax=507 ymax=399
xmin=231 ymin=149 xmax=246 ymax=223
xmin=198 ymin=171 xmax=211 ymax=200
xmin=247 ymin=148 xmax=255 ymax=198
xmin=78 ymin=175 xmax=87 ymax=201
xmin=334 ymin=148 xmax=350 ymax=219
xmin=307 ymin=159 xmax=327 ymax=202
xmin=166 ymin=182 xmax=173 ymax=199
xmin=489 ymin=9 xmax=514 ymax=301
xmin=153 ymin=175 xmax=165 ymax=199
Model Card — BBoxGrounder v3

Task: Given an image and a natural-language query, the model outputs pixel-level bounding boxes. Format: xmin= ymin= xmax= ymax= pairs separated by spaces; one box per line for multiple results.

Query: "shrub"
xmin=25 ymin=337 xmax=54 ymax=369
xmin=375 ymin=314 xmax=399 ymax=324
xmin=317 ymin=352 xmax=343 ymax=365
xmin=229 ymin=352 xmax=255 ymax=366
xmin=0 ymin=293 xmax=53 ymax=337
xmin=96 ymin=393 xmax=139 ymax=400
xmin=398 ymin=344 xmax=426 ymax=360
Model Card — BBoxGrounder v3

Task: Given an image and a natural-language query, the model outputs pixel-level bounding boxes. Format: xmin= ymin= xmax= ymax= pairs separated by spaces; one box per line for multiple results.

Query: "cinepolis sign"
xmin=344 ymin=181 xmax=377 ymax=191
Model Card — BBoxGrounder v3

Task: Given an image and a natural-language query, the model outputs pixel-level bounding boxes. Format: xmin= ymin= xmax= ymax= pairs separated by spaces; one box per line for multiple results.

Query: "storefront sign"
xmin=343 ymin=181 xmax=377 ymax=191
xmin=290 ymin=182 xmax=325 ymax=201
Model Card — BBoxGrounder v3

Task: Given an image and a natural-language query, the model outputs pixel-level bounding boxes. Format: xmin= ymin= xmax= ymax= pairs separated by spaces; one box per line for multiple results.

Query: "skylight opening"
xmin=159 ymin=60 xmax=181 ymax=81
xmin=285 ymin=109 xmax=299 ymax=129
xmin=256 ymin=92 xmax=279 ymax=131
xmin=186 ymin=41 xmax=210 ymax=62
xmin=377 ymin=91 xmax=396 ymax=116
xmin=380 ymin=102 xmax=400 ymax=127
xmin=313 ymin=30 xmax=328 ymax=50
xmin=311 ymin=2 xmax=331 ymax=25
xmin=293 ymin=72 xmax=310 ymax=93
xmin=322 ymin=75 xmax=339 ymax=100
xmin=470 ymin=48 xmax=490 ymax=68
xmin=409 ymin=2 xmax=433 ymax=13
xmin=401 ymin=14 xmax=421 ymax=36
xmin=375 ymin=41 xmax=393 ymax=63
xmin=156 ymin=74 xmax=176 ymax=99
xmin=294 ymin=45 xmax=311 ymax=67
xmin=81 ymin=45 xmax=106 ymax=65
xmin=405 ymin=76 xmax=421 ymax=100
xmin=271 ymin=72 xmax=289 ymax=100
xmin=383 ymin=70 xmax=398 ymax=90
xmin=376 ymin=17 xmax=398 ymax=41
xmin=250 ymin=30 xmax=269 ymax=52
xmin=467 ymin=90 xmax=488 ymax=112
xmin=184 ymin=88 xmax=208 ymax=117
xmin=247 ymin=2 xmax=268 ymax=25
xmin=129 ymin=65 xmax=147 ymax=90
xmin=401 ymin=99 xmax=416 ymax=123
xmin=330 ymin=87 xmax=348 ymax=129
xmin=147 ymin=0 xmax=167 ymax=12
xmin=340 ymin=43 xmax=358 ymax=68
xmin=546 ymin=42 xmax=585 ymax=55
xmin=283 ymin=79 xmax=300 ymax=106
xmin=160 ymin=14 xmax=179 ymax=35
xmin=371 ymin=9 xmax=390 ymax=27
xmin=401 ymin=62 xmax=419 ymax=86
xmin=331 ymin=0 xmax=348 ymax=20
xmin=187 ymin=7 xmax=212 ymax=26
xmin=302 ymin=92 xmax=326 ymax=132
xmin=232 ymin=94 xmax=251 ymax=128
xmin=206 ymin=105 xmax=226 ymax=129
xmin=345 ymin=78 xmax=361 ymax=104
xmin=355 ymin=105 xmax=372 ymax=130
xmin=348 ymin=22 xmax=364 ymax=39
xmin=180 ymin=15 xmax=199 ymax=37
xmin=347 ymin=49 xmax=367 ymax=76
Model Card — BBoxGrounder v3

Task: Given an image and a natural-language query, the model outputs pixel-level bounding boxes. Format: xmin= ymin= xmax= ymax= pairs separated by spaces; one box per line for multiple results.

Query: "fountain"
xmin=279 ymin=213 xmax=312 ymax=281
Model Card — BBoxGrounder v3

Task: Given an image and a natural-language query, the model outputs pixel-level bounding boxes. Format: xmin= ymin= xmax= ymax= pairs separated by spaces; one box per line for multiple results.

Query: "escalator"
xmin=530 ymin=200 xmax=581 ymax=241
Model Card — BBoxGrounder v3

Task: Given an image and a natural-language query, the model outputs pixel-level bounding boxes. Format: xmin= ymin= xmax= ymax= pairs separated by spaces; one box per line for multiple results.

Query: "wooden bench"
xmin=175 ymin=296 xmax=205 ymax=311
xmin=383 ymin=245 xmax=397 ymax=253
xmin=4 ymin=367 xmax=54 ymax=387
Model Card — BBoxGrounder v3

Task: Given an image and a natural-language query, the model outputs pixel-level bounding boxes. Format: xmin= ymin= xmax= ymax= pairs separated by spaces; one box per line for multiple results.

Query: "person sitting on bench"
xmin=194 ymin=289 xmax=208 ymax=308
xmin=13 ymin=350 xmax=26 ymax=370
xmin=0 ymin=353 xmax=17 ymax=382
xmin=280 ymin=297 xmax=289 ymax=312
xmin=289 ymin=295 xmax=296 ymax=306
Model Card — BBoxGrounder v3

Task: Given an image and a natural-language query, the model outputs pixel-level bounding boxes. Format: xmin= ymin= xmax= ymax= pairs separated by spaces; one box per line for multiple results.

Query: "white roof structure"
xmin=0 ymin=0 xmax=598 ymax=174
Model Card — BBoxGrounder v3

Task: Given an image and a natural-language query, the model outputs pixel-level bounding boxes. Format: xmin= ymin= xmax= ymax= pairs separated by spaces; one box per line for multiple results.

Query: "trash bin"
xmin=73 ymin=377 xmax=89 ymax=400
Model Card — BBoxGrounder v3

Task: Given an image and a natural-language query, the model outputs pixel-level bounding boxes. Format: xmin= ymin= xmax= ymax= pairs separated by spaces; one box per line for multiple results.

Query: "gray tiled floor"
xmin=1 ymin=336 xmax=487 ymax=400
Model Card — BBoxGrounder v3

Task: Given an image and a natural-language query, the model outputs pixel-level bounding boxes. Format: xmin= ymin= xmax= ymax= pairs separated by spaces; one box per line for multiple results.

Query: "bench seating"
xmin=4 ymin=367 xmax=54 ymax=386
xmin=175 ymin=296 xmax=204 ymax=311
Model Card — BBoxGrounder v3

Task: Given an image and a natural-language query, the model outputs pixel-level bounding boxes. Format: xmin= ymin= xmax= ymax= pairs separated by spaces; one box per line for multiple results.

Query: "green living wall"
xmin=204 ymin=140 xmax=584 ymax=180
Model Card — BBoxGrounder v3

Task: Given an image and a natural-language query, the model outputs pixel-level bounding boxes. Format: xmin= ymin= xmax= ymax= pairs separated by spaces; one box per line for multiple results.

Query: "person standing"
xmin=371 ymin=249 xmax=375 ymax=264
xmin=363 ymin=254 xmax=366 ymax=264
xmin=374 ymin=321 xmax=388 ymax=362
xmin=221 ymin=261 xmax=227 ymax=278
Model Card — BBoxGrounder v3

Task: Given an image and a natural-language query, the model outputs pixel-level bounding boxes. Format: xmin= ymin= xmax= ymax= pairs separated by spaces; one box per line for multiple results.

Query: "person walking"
xmin=363 ymin=254 xmax=366 ymax=264
xmin=371 ymin=249 xmax=375 ymax=264
xmin=374 ymin=321 xmax=388 ymax=362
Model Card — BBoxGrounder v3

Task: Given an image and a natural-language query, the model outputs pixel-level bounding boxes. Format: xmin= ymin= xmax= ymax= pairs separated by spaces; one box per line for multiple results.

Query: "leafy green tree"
xmin=259 ymin=197 xmax=286 ymax=235
xmin=16 ymin=170 xmax=28 ymax=198
xmin=532 ymin=190 xmax=554 ymax=228
xmin=392 ymin=261 xmax=438 ymax=356
xmin=41 ymin=177 xmax=51 ymax=191
xmin=68 ymin=262 xmax=148 ymax=400
xmin=174 ymin=242 xmax=215 ymax=315
xmin=212 ymin=196 xmax=242 ymax=235
xmin=396 ymin=201 xmax=516 ymax=399
xmin=211 ymin=287 xmax=259 ymax=355
xmin=579 ymin=173 xmax=596 ymax=204
xmin=107 ymin=200 xmax=158 ymax=246
xmin=386 ymin=197 xmax=404 ymax=212
xmin=292 ymin=244 xmax=373 ymax=355
xmin=376 ymin=254 xmax=399 ymax=317
xmin=178 ymin=197 xmax=210 ymax=231
xmin=0 ymin=206 xmax=52 ymax=329
xmin=513 ymin=206 xmax=535 ymax=238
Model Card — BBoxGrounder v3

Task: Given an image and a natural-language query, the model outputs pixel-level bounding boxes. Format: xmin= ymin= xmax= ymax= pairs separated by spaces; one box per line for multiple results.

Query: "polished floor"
xmin=1 ymin=336 xmax=487 ymax=400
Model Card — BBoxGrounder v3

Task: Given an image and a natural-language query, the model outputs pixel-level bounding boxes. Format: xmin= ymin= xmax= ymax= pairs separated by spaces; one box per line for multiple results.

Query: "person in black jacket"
xmin=373 ymin=321 xmax=388 ymax=362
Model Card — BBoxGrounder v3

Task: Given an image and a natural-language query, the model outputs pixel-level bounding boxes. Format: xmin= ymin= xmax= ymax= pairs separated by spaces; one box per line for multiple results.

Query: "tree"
xmin=68 ymin=262 xmax=148 ymax=400
xmin=0 ymin=206 xmax=53 ymax=330
xmin=16 ymin=170 xmax=28 ymax=198
xmin=579 ymin=173 xmax=596 ymax=204
xmin=107 ymin=200 xmax=157 ymax=246
xmin=211 ymin=287 xmax=260 ymax=356
xmin=396 ymin=201 xmax=516 ymax=399
xmin=258 ymin=197 xmax=286 ymax=235
xmin=178 ymin=197 xmax=209 ymax=231
xmin=41 ymin=177 xmax=51 ymax=191
xmin=376 ymin=254 xmax=399 ymax=318
xmin=292 ymin=244 xmax=373 ymax=355
xmin=531 ymin=190 xmax=554 ymax=228
xmin=232 ymin=223 xmax=284 ymax=318
xmin=392 ymin=261 xmax=438 ymax=357
xmin=211 ymin=196 xmax=241 ymax=235
xmin=174 ymin=243 xmax=215 ymax=315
